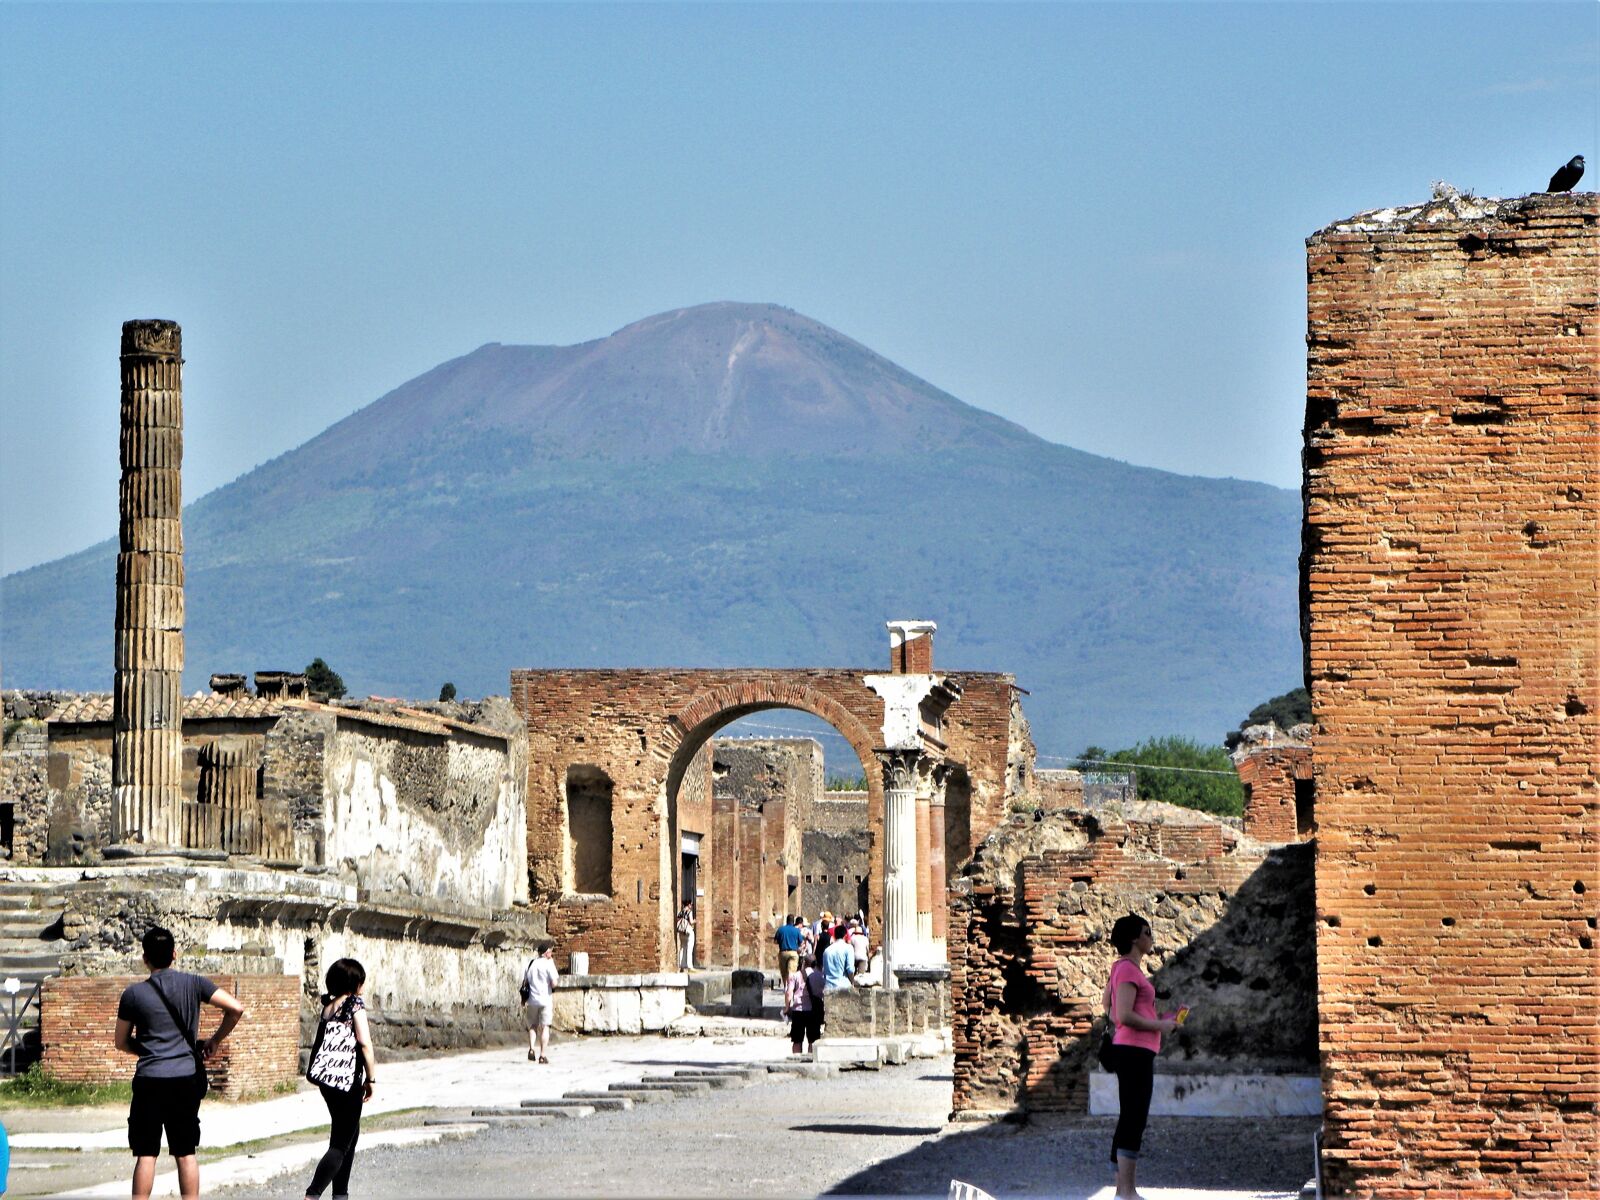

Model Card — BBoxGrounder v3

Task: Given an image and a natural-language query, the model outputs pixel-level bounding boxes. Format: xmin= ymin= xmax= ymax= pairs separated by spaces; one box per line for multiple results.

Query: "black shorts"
xmin=128 ymin=1072 xmax=204 ymax=1157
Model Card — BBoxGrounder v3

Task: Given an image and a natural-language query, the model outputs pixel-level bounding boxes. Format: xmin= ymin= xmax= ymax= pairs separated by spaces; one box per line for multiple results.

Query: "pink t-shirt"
xmin=1106 ymin=959 xmax=1161 ymax=1053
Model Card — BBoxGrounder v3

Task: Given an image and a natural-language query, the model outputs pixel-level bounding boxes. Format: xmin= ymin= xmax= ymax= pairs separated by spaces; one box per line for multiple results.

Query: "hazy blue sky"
xmin=2 ymin=2 xmax=1595 ymax=576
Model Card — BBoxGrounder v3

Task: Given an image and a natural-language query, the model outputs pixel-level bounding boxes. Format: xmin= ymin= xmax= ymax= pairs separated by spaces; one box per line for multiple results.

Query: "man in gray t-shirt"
xmin=113 ymin=927 xmax=245 ymax=1200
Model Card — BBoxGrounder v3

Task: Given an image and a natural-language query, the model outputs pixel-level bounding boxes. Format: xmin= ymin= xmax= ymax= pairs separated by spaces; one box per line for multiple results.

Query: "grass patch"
xmin=0 ymin=1065 xmax=132 ymax=1107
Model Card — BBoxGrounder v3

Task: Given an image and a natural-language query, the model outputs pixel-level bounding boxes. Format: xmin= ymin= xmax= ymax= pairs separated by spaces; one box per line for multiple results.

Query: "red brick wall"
xmin=41 ymin=973 xmax=300 ymax=1100
xmin=511 ymin=667 xmax=1019 ymax=973
xmin=1305 ymin=192 xmax=1599 ymax=1199
xmin=1235 ymin=744 xmax=1312 ymax=844
xmin=951 ymin=811 xmax=1307 ymax=1115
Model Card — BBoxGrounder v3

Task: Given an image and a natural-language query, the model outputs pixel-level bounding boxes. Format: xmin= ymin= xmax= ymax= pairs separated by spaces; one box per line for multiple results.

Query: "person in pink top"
xmin=1102 ymin=914 xmax=1184 ymax=1200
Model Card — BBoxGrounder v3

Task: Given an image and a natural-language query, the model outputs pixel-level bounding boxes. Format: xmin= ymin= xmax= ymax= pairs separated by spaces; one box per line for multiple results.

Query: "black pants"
xmin=1109 ymin=1044 xmax=1155 ymax=1163
xmin=306 ymin=1083 xmax=363 ymax=1198
xmin=789 ymin=1008 xmax=824 ymax=1047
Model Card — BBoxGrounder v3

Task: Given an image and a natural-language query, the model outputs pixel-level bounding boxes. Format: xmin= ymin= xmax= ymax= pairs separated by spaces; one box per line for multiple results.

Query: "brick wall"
xmin=1234 ymin=743 xmax=1312 ymax=844
xmin=1305 ymin=191 xmax=1599 ymax=1198
xmin=511 ymin=667 xmax=1022 ymax=973
xmin=41 ymin=973 xmax=300 ymax=1100
xmin=951 ymin=809 xmax=1314 ymax=1116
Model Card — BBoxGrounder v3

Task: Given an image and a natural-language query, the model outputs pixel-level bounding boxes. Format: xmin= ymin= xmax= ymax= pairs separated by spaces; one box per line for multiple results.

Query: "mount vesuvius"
xmin=1 ymin=302 xmax=1301 ymax=754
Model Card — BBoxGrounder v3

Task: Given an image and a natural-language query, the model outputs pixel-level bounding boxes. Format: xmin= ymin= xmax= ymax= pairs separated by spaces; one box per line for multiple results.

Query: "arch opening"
xmin=664 ymin=699 xmax=883 ymax=972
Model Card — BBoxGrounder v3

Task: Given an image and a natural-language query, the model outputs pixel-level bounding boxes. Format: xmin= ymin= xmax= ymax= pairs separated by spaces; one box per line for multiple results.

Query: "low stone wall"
xmin=23 ymin=862 xmax=545 ymax=1055
xmin=551 ymin=973 xmax=687 ymax=1034
xmin=950 ymin=809 xmax=1315 ymax=1116
xmin=821 ymin=979 xmax=948 ymax=1039
xmin=40 ymin=971 xmax=300 ymax=1100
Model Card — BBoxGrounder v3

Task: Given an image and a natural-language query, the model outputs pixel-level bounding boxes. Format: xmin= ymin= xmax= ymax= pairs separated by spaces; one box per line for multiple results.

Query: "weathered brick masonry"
xmin=511 ymin=668 xmax=1024 ymax=973
xmin=1304 ymin=191 xmax=1599 ymax=1198
xmin=950 ymin=808 xmax=1315 ymax=1115
xmin=1234 ymin=739 xmax=1313 ymax=844
xmin=41 ymin=972 xmax=300 ymax=1100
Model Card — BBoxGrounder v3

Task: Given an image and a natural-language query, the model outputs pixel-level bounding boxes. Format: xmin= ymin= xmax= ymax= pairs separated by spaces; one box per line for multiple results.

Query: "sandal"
xmin=539 ymin=1055 xmax=549 ymax=1064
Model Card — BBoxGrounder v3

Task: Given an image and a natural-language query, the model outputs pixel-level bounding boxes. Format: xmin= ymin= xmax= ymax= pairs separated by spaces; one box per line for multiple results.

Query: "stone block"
xmin=584 ymin=985 xmax=643 ymax=1034
xmin=821 ymin=988 xmax=874 ymax=1038
xmin=814 ymin=1037 xmax=883 ymax=1068
xmin=550 ymin=987 xmax=585 ymax=1032
xmin=639 ymin=985 xmax=687 ymax=1030
xmin=730 ymin=968 xmax=765 ymax=1017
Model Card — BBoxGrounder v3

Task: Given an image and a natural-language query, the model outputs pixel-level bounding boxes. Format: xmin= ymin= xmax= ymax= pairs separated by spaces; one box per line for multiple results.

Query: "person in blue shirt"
xmin=821 ymin=928 xmax=856 ymax=992
xmin=774 ymin=916 xmax=805 ymax=986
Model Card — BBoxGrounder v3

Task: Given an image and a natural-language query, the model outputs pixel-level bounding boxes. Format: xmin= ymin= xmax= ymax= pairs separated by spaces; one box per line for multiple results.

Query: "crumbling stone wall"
xmin=49 ymin=865 xmax=545 ymax=1054
xmin=323 ymin=703 xmax=528 ymax=909
xmin=1231 ymin=727 xmax=1313 ymax=844
xmin=1 ymin=718 xmax=51 ymax=862
xmin=1304 ymin=191 xmax=1599 ymax=1198
xmin=803 ymin=792 xmax=869 ymax=919
xmin=950 ymin=808 xmax=1315 ymax=1116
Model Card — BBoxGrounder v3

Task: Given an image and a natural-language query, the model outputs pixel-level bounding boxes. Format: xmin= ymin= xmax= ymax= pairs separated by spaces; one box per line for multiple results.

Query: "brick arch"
xmin=665 ymin=680 xmax=881 ymax=789
xmin=662 ymin=680 xmax=887 ymax=949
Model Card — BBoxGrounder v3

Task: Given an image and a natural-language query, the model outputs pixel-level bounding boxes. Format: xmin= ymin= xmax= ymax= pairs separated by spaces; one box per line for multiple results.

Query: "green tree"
xmin=438 ymin=682 xmax=457 ymax=702
xmin=1224 ymin=687 xmax=1311 ymax=750
xmin=1101 ymin=735 xmax=1243 ymax=817
xmin=304 ymin=657 xmax=346 ymax=700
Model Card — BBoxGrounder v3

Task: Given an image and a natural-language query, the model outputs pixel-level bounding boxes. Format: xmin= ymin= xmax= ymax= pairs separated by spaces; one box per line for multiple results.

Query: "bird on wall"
xmin=1547 ymin=155 xmax=1585 ymax=192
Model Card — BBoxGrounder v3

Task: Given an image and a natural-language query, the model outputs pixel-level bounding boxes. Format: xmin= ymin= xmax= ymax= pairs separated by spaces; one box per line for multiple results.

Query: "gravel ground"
xmin=225 ymin=1055 xmax=1317 ymax=1199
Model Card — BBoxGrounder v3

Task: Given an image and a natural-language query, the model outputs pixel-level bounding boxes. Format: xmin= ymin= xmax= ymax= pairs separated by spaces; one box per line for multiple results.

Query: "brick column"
xmin=112 ymin=319 xmax=185 ymax=847
xmin=1304 ymin=192 xmax=1598 ymax=1196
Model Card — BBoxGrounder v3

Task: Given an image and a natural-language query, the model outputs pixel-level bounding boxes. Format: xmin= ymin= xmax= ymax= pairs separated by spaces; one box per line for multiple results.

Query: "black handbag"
xmin=1098 ymin=1028 xmax=1117 ymax=1071
xmin=148 ymin=975 xmax=210 ymax=1099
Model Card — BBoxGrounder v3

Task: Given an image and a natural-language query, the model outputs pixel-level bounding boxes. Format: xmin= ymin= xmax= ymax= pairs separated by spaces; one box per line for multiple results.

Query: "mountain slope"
xmin=0 ymin=302 xmax=1302 ymax=753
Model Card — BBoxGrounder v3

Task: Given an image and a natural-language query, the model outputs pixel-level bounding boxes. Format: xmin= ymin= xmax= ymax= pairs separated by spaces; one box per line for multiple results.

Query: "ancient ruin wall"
xmin=322 ymin=709 xmax=528 ymax=909
xmin=1304 ymin=192 xmax=1598 ymax=1198
xmin=950 ymin=810 xmax=1315 ymax=1116
xmin=112 ymin=321 xmax=187 ymax=847
xmin=511 ymin=667 xmax=1022 ymax=973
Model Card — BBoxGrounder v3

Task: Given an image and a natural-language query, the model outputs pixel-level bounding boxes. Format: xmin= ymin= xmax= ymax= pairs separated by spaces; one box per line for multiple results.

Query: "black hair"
xmin=1109 ymin=914 xmax=1150 ymax=955
xmin=142 ymin=927 xmax=176 ymax=969
xmin=322 ymin=957 xmax=366 ymax=1003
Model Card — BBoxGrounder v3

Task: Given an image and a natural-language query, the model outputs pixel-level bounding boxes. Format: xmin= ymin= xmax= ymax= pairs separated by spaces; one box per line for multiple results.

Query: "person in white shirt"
xmin=520 ymin=945 xmax=560 ymax=1063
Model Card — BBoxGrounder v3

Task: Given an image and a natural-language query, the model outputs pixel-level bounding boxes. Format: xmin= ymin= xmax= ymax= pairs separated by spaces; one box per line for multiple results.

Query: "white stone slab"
xmin=1089 ymin=1071 xmax=1323 ymax=1117
xmin=584 ymin=986 xmax=643 ymax=1034
xmin=814 ymin=1037 xmax=884 ymax=1067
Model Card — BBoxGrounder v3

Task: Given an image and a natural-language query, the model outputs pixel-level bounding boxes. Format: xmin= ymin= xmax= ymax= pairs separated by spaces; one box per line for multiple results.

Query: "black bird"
xmin=1547 ymin=155 xmax=1585 ymax=192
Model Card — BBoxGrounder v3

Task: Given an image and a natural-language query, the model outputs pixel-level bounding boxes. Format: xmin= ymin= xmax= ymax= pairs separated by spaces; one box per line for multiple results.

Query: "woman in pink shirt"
xmin=1103 ymin=914 xmax=1181 ymax=1200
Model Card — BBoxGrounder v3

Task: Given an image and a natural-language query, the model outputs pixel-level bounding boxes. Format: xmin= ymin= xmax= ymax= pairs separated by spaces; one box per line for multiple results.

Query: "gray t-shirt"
xmin=116 ymin=970 xmax=217 ymax=1078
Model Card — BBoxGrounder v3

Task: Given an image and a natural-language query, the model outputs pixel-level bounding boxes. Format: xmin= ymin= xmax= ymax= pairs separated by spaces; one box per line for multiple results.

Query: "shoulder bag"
xmin=148 ymin=974 xmax=210 ymax=1099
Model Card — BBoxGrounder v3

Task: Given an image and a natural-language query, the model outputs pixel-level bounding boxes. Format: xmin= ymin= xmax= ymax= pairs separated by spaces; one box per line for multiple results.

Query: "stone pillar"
xmin=929 ymin=779 xmax=947 ymax=956
xmin=914 ymin=784 xmax=933 ymax=946
xmin=878 ymin=749 xmax=918 ymax=988
xmin=112 ymin=319 xmax=184 ymax=847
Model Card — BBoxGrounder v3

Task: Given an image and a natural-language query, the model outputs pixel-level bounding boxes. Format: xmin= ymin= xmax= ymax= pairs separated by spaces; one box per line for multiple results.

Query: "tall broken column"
xmin=1305 ymin=193 xmax=1598 ymax=1196
xmin=112 ymin=319 xmax=185 ymax=847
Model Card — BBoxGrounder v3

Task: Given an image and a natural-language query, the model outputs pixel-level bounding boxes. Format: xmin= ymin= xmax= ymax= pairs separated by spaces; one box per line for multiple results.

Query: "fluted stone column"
xmin=915 ymin=784 xmax=933 ymax=946
xmin=879 ymin=749 xmax=919 ymax=987
xmin=112 ymin=319 xmax=184 ymax=847
xmin=929 ymin=777 xmax=947 ymax=956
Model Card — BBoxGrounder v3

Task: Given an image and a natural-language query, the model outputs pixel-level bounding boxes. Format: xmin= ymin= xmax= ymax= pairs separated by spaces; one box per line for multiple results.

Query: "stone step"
xmin=765 ymin=1061 xmax=839 ymax=1079
xmin=474 ymin=1105 xmax=595 ymax=1119
xmin=0 ymin=920 xmax=61 ymax=937
xmin=566 ymin=1088 xmax=677 ymax=1106
xmin=0 ymin=968 xmax=57 ymax=986
xmin=0 ymin=953 xmax=64 ymax=971
xmin=423 ymin=1116 xmax=544 ymax=1128
xmin=648 ymin=1071 xmax=748 ymax=1090
xmin=522 ymin=1095 xmax=633 ymax=1112
xmin=607 ymin=1079 xmax=712 ymax=1095
xmin=662 ymin=1068 xmax=761 ymax=1088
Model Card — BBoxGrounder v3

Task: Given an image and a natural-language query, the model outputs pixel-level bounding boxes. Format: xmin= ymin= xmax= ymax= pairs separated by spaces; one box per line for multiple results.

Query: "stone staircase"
xmin=0 ymin=880 xmax=72 ymax=1072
